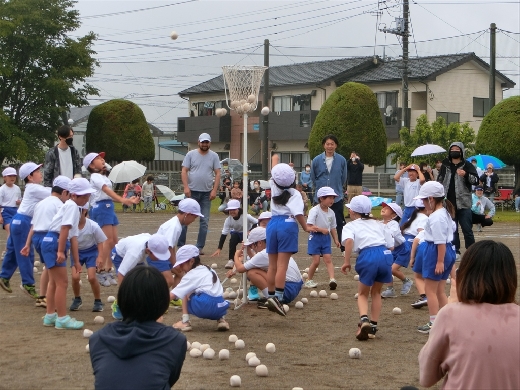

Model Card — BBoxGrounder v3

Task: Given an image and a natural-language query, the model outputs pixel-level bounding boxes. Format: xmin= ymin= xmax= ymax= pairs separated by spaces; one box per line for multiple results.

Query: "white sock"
xmin=182 ymin=314 xmax=190 ymax=323
xmin=262 ymin=288 xmax=269 ymax=297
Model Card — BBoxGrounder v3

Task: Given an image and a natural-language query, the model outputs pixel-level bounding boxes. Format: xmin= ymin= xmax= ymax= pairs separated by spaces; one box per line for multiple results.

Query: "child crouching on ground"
xmin=171 ymin=245 xmax=230 ymax=332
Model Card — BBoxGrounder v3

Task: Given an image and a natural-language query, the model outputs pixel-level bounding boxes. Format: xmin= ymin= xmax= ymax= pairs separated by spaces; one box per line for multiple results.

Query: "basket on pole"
xmin=222 ymin=65 xmax=267 ymax=309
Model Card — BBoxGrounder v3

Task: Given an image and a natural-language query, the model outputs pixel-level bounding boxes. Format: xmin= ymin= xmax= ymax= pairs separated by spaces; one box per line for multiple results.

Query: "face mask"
xmin=305 ymin=168 xmax=310 ymax=172
xmin=352 ymin=158 xmax=356 ymax=162
xmin=65 ymin=138 xmax=73 ymax=146
xmin=254 ymin=184 xmax=259 ymax=189
xmin=449 ymin=151 xmax=461 ymax=159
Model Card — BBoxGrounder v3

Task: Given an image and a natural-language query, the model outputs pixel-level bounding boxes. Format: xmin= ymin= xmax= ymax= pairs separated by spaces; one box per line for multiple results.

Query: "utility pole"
xmin=261 ymin=39 xmax=270 ymax=180
xmin=489 ymin=23 xmax=496 ymax=108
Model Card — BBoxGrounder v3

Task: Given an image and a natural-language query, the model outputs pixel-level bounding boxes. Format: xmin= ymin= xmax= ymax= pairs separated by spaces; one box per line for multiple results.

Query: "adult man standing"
xmin=437 ymin=142 xmax=479 ymax=254
xmin=310 ymin=134 xmax=347 ymax=251
xmin=43 ymin=125 xmax=82 ymax=187
xmin=178 ymin=133 xmax=221 ymax=253
xmin=346 ymin=151 xmax=364 ymax=203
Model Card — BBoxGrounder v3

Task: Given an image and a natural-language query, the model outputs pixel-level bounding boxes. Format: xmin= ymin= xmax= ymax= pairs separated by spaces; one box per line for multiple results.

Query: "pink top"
xmin=419 ymin=302 xmax=520 ymax=389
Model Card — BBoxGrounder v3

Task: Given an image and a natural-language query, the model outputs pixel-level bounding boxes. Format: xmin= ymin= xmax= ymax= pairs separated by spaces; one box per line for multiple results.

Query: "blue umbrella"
xmin=368 ymin=196 xmax=393 ymax=207
xmin=466 ymin=154 xmax=506 ymax=170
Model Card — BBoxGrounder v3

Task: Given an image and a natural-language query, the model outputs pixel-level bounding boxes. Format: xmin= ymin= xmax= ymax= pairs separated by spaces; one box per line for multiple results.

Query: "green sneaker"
xmin=20 ymin=284 xmax=39 ymax=299
xmin=170 ymin=298 xmax=182 ymax=307
xmin=112 ymin=301 xmax=123 ymax=320
xmin=55 ymin=315 xmax=84 ymax=330
xmin=0 ymin=277 xmax=12 ymax=293
xmin=43 ymin=313 xmax=57 ymax=327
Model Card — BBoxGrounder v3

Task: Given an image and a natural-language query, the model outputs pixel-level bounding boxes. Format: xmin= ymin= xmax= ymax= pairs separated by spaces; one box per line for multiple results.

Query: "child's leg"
xmin=424 ymin=278 xmax=440 ymax=317
xmin=369 ymin=282 xmax=384 ymax=322
xmin=247 ymin=269 xmax=268 ymax=291
xmin=267 ymin=254 xmax=278 ymax=292
xmin=228 ymin=233 xmax=240 ymax=261
xmin=87 ymin=266 xmax=101 ymax=300
xmin=322 ymin=254 xmax=335 ymax=279
xmin=414 ymin=272 xmax=425 ymax=295
xmin=49 ymin=267 xmax=68 ymax=317
xmin=39 ymin=268 xmax=49 ymax=297
xmin=436 ymin=280 xmax=448 ymax=309
xmin=3 ymin=224 xmax=10 ymax=250
xmin=46 ymin=270 xmax=57 ymax=315
xmin=357 ymin=282 xmax=371 ymax=317
xmin=162 ymin=270 xmax=174 ymax=289
xmin=71 ymin=265 xmax=81 ymax=297
xmin=101 ymin=225 xmax=118 ymax=270
xmin=307 ymin=255 xmax=320 ymax=280
xmin=274 ymin=253 xmax=291 ymax=298
xmin=392 ymin=263 xmax=405 ymax=281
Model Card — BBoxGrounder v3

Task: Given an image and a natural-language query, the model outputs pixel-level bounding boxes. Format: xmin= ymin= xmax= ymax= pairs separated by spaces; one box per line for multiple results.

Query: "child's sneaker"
xmin=108 ymin=272 xmax=118 ymax=286
xmin=20 ymin=284 xmax=38 ymax=299
xmin=111 ymin=301 xmax=123 ymax=321
xmin=417 ymin=321 xmax=433 ymax=334
xmin=96 ymin=272 xmax=111 ymax=287
xmin=92 ymin=300 xmax=104 ymax=312
xmin=43 ymin=313 xmax=57 ymax=327
xmin=329 ymin=279 xmax=337 ymax=290
xmin=257 ymin=298 xmax=268 ymax=309
xmin=356 ymin=319 xmax=371 ymax=341
xmin=35 ymin=297 xmax=47 ymax=308
xmin=411 ymin=296 xmax=428 ymax=309
xmin=0 ymin=277 xmax=12 ymax=293
xmin=173 ymin=320 xmax=192 ymax=332
xmin=55 ymin=315 xmax=84 ymax=330
xmin=247 ymin=286 xmax=260 ymax=301
xmin=217 ymin=318 xmax=230 ymax=331
xmin=304 ymin=280 xmax=318 ymax=288
xmin=170 ymin=298 xmax=182 ymax=307
xmin=69 ymin=297 xmax=83 ymax=311
xmin=266 ymin=296 xmax=286 ymax=317
xmin=368 ymin=324 xmax=378 ymax=339
xmin=381 ymin=286 xmax=397 ymax=298
xmin=225 ymin=260 xmax=235 ymax=269
xmin=401 ymin=278 xmax=413 ymax=295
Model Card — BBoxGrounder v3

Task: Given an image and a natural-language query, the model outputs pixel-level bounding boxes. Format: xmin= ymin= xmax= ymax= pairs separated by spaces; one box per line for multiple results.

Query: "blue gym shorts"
xmin=307 ymin=232 xmax=332 ymax=255
xmin=41 ymin=232 xmax=70 ymax=268
xmin=111 ymin=248 xmax=123 ymax=273
xmin=421 ymin=241 xmax=456 ymax=281
xmin=73 ymin=245 xmax=98 ymax=268
xmin=412 ymin=242 xmax=426 ymax=274
xmin=32 ymin=231 xmax=47 ymax=263
xmin=188 ymin=292 xmax=229 ymax=320
xmin=1 ymin=207 xmax=17 ymax=228
xmin=90 ymin=200 xmax=119 ymax=228
xmin=392 ymin=241 xmax=411 ymax=267
xmin=266 ymin=215 xmax=299 ymax=254
xmin=147 ymin=256 xmax=172 ymax=272
xmin=282 ymin=280 xmax=303 ymax=304
xmin=355 ymin=245 xmax=393 ymax=286
xmin=400 ymin=206 xmax=416 ymax=226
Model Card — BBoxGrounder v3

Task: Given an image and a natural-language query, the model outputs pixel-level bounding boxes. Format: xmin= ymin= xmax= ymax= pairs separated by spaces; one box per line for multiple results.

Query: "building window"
xmin=375 ymin=91 xmax=398 ymax=125
xmin=273 ymin=95 xmax=311 ymax=112
xmin=300 ymin=113 xmax=311 ymax=127
xmin=436 ymin=112 xmax=460 ymax=124
xmin=191 ymin=100 xmax=227 ymax=116
xmin=473 ymin=97 xmax=490 ymax=117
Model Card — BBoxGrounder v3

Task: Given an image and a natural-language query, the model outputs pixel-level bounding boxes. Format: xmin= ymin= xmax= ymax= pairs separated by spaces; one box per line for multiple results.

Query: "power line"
xmin=80 ymin=0 xmax=198 ymax=20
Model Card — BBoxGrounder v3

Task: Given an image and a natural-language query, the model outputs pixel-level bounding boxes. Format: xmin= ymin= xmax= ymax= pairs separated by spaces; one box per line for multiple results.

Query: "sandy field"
xmin=0 ymin=211 xmax=518 ymax=390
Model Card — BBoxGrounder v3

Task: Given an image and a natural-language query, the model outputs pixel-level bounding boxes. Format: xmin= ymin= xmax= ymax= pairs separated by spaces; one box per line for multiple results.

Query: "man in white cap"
xmin=43 ymin=125 xmax=82 ymax=187
xmin=178 ymin=133 xmax=221 ymax=253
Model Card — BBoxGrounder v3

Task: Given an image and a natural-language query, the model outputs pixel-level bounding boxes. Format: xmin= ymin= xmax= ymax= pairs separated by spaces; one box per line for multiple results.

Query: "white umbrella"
xmin=108 ymin=160 xmax=146 ymax=183
xmin=411 ymin=144 xmax=446 ymax=157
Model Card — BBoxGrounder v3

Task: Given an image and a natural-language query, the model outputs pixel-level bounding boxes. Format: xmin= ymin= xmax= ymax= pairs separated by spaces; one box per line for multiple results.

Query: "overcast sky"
xmin=73 ymin=0 xmax=520 ymax=133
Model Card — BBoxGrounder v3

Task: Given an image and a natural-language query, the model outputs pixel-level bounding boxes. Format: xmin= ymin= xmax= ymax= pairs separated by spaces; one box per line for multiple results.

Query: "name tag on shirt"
xmin=43 ymin=237 xmax=54 ymax=242
xmin=12 ymin=220 xmax=21 ymax=225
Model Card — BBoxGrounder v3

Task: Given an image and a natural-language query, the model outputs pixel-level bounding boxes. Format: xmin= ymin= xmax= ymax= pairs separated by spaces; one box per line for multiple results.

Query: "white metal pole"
xmin=240 ymin=113 xmax=249 ymax=307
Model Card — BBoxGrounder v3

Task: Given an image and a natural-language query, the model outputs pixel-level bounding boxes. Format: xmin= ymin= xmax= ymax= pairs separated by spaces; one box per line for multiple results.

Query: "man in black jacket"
xmin=43 ymin=125 xmax=82 ymax=187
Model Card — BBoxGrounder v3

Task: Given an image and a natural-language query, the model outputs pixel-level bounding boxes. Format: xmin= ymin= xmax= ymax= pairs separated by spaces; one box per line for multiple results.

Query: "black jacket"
xmin=43 ymin=145 xmax=82 ymax=187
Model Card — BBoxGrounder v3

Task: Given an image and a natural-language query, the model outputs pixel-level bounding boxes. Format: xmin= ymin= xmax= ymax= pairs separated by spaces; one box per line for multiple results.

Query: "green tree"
xmin=387 ymin=114 xmax=476 ymax=166
xmin=85 ymin=99 xmax=155 ymax=162
xmin=0 ymin=0 xmax=98 ymax=163
xmin=308 ymin=82 xmax=386 ymax=165
xmin=476 ymin=95 xmax=520 ymax=186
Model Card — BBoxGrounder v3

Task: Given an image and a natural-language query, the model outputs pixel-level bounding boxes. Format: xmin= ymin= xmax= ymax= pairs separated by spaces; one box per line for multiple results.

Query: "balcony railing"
xmin=258 ymin=110 xmax=319 ymax=141
xmin=177 ymin=115 xmax=231 ymax=143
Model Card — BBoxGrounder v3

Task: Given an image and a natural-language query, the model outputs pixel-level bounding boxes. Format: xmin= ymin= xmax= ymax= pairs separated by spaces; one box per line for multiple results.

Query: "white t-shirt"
xmin=157 ymin=216 xmax=182 ymax=248
xmin=48 ymin=199 xmax=80 ymax=239
xmin=17 ymin=184 xmax=52 ymax=217
xmin=31 ymin=196 xmax=64 ymax=232
xmin=399 ymin=178 xmax=422 ymax=207
xmin=423 ymin=208 xmax=453 ymax=244
xmin=222 ymin=214 xmax=258 ymax=234
xmin=269 ymin=179 xmax=304 ymax=217
xmin=403 ymin=212 xmax=428 ymax=237
xmin=341 ymin=218 xmax=392 ymax=252
xmin=89 ymin=173 xmax=112 ymax=206
xmin=116 ymin=233 xmax=152 ymax=276
xmin=382 ymin=219 xmax=405 ymax=247
xmin=172 ymin=265 xmax=223 ymax=299
xmin=243 ymin=249 xmax=302 ymax=282
xmin=325 ymin=156 xmax=333 ymax=172
xmin=0 ymin=184 xmax=21 ymax=208
xmin=78 ymin=218 xmax=107 ymax=250
xmin=307 ymin=205 xmax=336 ymax=231
xmin=57 ymin=147 xmax=73 ymax=179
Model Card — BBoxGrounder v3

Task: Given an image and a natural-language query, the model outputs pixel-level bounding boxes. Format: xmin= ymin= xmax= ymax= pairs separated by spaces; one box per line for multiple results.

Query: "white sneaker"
xmin=304 ymin=280 xmax=318 ymax=288
xmin=225 ymin=260 xmax=235 ymax=269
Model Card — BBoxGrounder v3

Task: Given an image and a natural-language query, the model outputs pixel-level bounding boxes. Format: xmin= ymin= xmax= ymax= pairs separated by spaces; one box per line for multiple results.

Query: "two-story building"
xmin=177 ymin=52 xmax=514 ymax=173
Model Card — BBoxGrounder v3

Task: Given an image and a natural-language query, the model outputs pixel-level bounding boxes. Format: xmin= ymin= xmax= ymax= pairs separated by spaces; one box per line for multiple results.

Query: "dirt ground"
xmin=0 ymin=211 xmax=519 ymax=390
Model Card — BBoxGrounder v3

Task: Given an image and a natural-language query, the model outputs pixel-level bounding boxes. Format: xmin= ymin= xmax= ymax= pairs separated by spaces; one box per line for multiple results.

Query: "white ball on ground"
xmin=392 ymin=307 xmax=402 ymax=315
xmin=226 ymin=287 xmax=234 ymax=292
xmin=330 ymin=293 xmax=338 ymax=300
xmin=235 ymin=339 xmax=245 ymax=349
xmin=107 ymin=296 xmax=115 ymax=303
xmin=230 ymin=278 xmax=237 ymax=284
xmin=170 ymin=30 xmax=178 ymax=40
xmin=211 ymin=263 xmax=218 ymax=269
xmin=85 ymin=344 xmax=90 ymax=352
xmin=295 ymin=301 xmax=304 ymax=309
xmin=319 ymin=290 xmax=327 ymax=298
xmin=200 ymin=344 xmax=210 ymax=352
xmin=219 ymin=349 xmax=230 ymax=360
xmin=265 ymin=343 xmax=276 ymax=353
xmin=354 ymin=293 xmax=359 ymax=299
xmin=245 ymin=352 xmax=256 ymax=362
xmin=83 ymin=329 xmax=93 ymax=338
xmin=302 ymin=272 xmax=308 ymax=279
xmin=248 ymin=356 xmax=261 ymax=367
xmin=283 ymin=304 xmax=289 ymax=313
xmin=203 ymin=348 xmax=215 ymax=359
xmin=230 ymin=375 xmax=241 ymax=387
xmin=446 ymin=278 xmax=451 ymax=284
xmin=228 ymin=291 xmax=237 ymax=299
xmin=191 ymin=341 xmax=201 ymax=350
xmin=349 ymin=347 xmax=361 ymax=359
xmin=33 ymin=267 xmax=38 ymax=273
xmin=261 ymin=106 xmax=270 ymax=116
xmin=301 ymin=297 xmax=308 ymax=304
xmin=228 ymin=334 xmax=238 ymax=343
xmin=304 ymin=267 xmax=309 ymax=273
xmin=354 ymin=275 xmax=360 ymax=281
xmin=292 ymin=388 xmax=303 ymax=390
xmin=256 ymin=364 xmax=268 ymax=377
xmin=310 ymin=290 xmax=318 ymax=297
xmin=190 ymin=348 xmax=202 ymax=358
xmin=247 ymin=94 xmax=256 ymax=103
xmin=223 ymin=291 xmax=229 ymax=299
xmin=34 ymin=261 xmax=41 ymax=266
xmin=94 ymin=316 xmax=104 ymax=325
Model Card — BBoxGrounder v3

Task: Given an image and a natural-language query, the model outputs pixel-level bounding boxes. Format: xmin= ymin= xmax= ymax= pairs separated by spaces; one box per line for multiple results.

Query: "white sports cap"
xmin=244 ymin=227 xmax=266 ymax=246
xmin=271 ymin=163 xmax=295 ymax=188
xmin=147 ymin=234 xmax=170 ymax=261
xmin=68 ymin=178 xmax=96 ymax=196
xmin=345 ymin=195 xmax=372 ymax=215
xmin=258 ymin=211 xmax=272 ymax=220
xmin=414 ymin=181 xmax=445 ymax=199
xmin=178 ymin=198 xmax=204 ymax=217
xmin=317 ymin=186 xmax=338 ymax=198
xmin=52 ymin=175 xmax=71 ymax=191
xmin=225 ymin=199 xmax=241 ymax=210
xmin=173 ymin=244 xmax=199 ymax=268
xmin=2 ymin=167 xmax=17 ymax=177
xmin=83 ymin=152 xmax=105 ymax=169
xmin=19 ymin=162 xmax=42 ymax=180
xmin=198 ymin=133 xmax=211 ymax=142
xmin=407 ymin=164 xmax=419 ymax=172
xmin=381 ymin=202 xmax=403 ymax=218
xmin=415 ymin=199 xmax=425 ymax=208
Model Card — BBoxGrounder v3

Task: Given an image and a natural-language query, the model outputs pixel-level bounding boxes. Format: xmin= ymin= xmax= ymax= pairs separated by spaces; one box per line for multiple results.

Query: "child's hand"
xmin=341 ymin=263 xmax=351 ymax=274
xmin=226 ymin=269 xmax=236 ymax=278
xmin=74 ymin=262 xmax=82 ymax=274
xmin=95 ymin=256 xmax=104 ymax=270
xmin=211 ymin=249 xmax=221 ymax=257
xmin=410 ymin=257 xmax=415 ymax=267
xmin=435 ymin=262 xmax=445 ymax=275
xmin=334 ymin=240 xmax=340 ymax=248
xmin=57 ymin=251 xmax=66 ymax=264
xmin=20 ymin=245 xmax=30 ymax=257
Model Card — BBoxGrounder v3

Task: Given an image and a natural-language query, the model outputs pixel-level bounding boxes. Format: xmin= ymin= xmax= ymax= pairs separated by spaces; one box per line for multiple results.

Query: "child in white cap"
xmin=210 ymin=199 xmax=257 ymax=269
xmin=394 ymin=164 xmax=425 ymax=226
xmin=341 ymin=195 xmax=394 ymax=340
xmin=265 ymin=162 xmax=308 ymax=316
xmin=379 ymin=202 xmax=413 ymax=298
xmin=413 ymin=181 xmax=456 ymax=334
xmin=305 ymin=186 xmax=340 ymax=290
xmin=20 ymin=175 xmax=71 ymax=307
xmin=171 ymin=245 xmax=230 ymax=332
xmin=0 ymin=162 xmax=51 ymax=298
xmin=83 ymin=152 xmax=139 ymax=286
xmin=69 ymin=202 xmax=107 ymax=313
xmin=257 ymin=211 xmax=271 ymax=228
xmin=41 ymin=178 xmax=95 ymax=330
xmin=0 ymin=167 xmax=21 ymax=256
